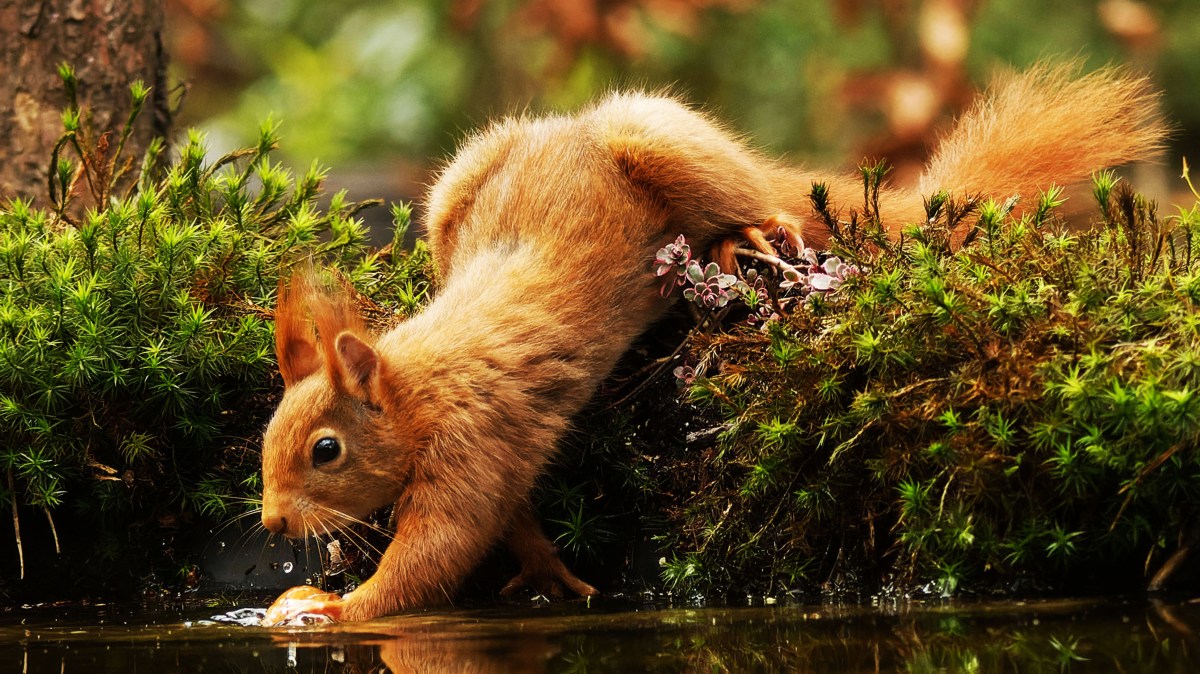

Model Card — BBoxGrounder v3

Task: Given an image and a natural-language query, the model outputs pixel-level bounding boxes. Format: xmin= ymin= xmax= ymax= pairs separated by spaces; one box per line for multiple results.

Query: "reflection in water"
xmin=2 ymin=597 xmax=1199 ymax=673
xmin=372 ymin=634 xmax=554 ymax=673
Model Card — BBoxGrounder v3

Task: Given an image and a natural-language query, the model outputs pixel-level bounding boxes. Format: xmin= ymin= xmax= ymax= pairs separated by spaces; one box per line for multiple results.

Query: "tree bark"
xmin=0 ymin=0 xmax=170 ymax=206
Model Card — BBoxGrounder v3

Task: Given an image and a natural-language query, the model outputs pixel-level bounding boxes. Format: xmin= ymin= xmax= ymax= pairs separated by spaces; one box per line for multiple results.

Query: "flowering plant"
xmin=653 ymin=232 xmax=860 ymax=321
xmin=654 ymin=235 xmax=692 ymax=297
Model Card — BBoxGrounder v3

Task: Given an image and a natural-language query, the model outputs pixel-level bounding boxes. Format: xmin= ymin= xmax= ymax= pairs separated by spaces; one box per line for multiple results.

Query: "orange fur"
xmin=262 ymin=63 xmax=1166 ymax=621
xmin=918 ymin=63 xmax=1165 ymax=203
xmin=273 ymin=275 xmax=320 ymax=387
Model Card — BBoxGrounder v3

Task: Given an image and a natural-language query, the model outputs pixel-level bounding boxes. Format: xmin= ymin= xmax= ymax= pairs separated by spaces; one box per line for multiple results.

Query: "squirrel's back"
xmin=426 ymin=63 xmax=1167 ymax=269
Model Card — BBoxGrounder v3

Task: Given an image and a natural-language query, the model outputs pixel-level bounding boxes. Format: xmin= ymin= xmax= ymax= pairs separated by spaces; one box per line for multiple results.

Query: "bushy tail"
xmin=917 ymin=62 xmax=1167 ymax=201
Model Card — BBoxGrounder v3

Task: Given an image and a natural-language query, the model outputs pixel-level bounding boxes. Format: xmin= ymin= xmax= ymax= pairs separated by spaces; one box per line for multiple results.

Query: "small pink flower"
xmin=654 ymin=235 xmax=692 ymax=297
xmin=673 ymin=364 xmax=697 ymax=387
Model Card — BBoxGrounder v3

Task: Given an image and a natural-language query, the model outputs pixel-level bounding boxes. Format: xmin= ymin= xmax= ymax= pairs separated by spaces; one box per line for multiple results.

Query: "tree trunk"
xmin=0 ymin=0 xmax=170 ymax=206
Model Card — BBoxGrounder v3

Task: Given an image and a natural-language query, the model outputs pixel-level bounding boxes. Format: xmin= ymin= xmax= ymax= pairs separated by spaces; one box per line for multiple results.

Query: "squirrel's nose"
xmin=262 ymin=510 xmax=288 ymax=535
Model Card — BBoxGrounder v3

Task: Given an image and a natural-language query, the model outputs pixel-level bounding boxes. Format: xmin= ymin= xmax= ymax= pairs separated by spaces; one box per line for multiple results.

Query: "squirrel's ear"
xmin=275 ymin=278 xmax=321 ymax=387
xmin=331 ymin=331 xmax=379 ymax=400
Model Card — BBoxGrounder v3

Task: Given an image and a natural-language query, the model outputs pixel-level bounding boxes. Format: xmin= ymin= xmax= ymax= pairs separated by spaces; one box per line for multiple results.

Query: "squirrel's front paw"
xmin=261 ymin=585 xmax=344 ymax=626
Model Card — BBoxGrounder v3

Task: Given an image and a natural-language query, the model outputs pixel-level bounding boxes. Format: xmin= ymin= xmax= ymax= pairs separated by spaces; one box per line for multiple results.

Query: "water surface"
xmin=3 ymin=596 xmax=1198 ymax=672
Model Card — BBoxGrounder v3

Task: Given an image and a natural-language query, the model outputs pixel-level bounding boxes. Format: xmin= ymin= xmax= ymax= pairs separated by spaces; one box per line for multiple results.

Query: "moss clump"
xmin=0 ymin=79 xmax=430 ymax=594
xmin=650 ymin=169 xmax=1200 ymax=597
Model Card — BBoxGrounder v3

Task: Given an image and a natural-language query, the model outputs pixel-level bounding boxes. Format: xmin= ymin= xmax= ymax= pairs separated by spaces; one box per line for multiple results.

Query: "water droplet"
xmin=282 ymin=562 xmax=293 ymax=573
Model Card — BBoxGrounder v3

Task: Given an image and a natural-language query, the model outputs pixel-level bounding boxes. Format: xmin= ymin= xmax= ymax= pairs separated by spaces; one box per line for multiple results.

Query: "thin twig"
xmin=734 ymin=247 xmax=807 ymax=320
xmin=44 ymin=508 xmax=60 ymax=555
xmin=8 ymin=468 xmax=23 ymax=580
xmin=604 ymin=325 xmax=699 ymax=410
xmin=1111 ymin=439 xmax=1185 ymax=531
xmin=1148 ymin=545 xmax=1189 ymax=592
xmin=733 ymin=247 xmax=803 ymax=277
xmin=610 ymin=353 xmax=679 ymax=388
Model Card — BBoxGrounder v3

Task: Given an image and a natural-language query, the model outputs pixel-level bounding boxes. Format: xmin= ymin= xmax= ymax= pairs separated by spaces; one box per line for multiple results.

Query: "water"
xmin=2 ymin=596 xmax=1198 ymax=672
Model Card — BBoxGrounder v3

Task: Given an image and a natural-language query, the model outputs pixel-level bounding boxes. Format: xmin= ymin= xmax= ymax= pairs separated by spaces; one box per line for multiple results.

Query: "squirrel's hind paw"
xmin=710 ymin=215 xmax=806 ymax=273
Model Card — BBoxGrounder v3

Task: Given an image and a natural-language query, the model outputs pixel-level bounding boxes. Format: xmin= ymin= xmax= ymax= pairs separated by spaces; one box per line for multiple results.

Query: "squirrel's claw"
xmin=500 ymin=562 xmax=598 ymax=600
xmin=711 ymin=214 xmax=806 ymax=273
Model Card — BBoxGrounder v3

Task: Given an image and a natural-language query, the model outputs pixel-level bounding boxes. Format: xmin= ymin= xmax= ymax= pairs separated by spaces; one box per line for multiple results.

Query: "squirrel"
xmin=259 ymin=62 xmax=1165 ymax=623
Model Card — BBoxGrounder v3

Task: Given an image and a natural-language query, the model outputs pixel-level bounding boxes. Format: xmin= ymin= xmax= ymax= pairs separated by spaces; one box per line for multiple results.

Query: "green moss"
xmin=0 ymin=78 xmax=430 ymax=594
xmin=649 ymin=168 xmax=1200 ymax=597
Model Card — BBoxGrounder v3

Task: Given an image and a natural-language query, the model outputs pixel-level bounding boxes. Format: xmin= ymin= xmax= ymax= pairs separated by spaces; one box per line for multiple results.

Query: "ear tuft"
xmin=275 ymin=274 xmax=321 ymax=387
xmin=302 ymin=271 xmax=378 ymax=399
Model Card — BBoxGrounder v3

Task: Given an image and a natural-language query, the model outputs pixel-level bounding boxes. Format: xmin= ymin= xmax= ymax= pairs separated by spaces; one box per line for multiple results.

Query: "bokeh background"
xmin=164 ymin=0 xmax=1200 ymax=211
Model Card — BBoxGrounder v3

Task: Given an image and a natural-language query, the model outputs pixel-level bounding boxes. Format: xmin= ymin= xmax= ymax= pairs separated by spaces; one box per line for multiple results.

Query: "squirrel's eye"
xmin=312 ymin=437 xmax=341 ymax=468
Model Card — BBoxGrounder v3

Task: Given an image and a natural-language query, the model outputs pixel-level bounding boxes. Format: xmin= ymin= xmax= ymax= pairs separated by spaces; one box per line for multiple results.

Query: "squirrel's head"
xmin=260 ymin=273 xmax=418 ymax=538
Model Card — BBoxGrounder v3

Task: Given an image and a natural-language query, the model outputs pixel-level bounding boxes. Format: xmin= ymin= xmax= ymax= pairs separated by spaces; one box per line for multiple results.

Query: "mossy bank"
xmin=4 ymin=73 xmax=1200 ymax=604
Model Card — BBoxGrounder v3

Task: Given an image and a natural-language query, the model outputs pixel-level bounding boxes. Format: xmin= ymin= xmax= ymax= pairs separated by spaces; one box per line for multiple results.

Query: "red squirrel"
xmin=259 ymin=63 xmax=1165 ymax=623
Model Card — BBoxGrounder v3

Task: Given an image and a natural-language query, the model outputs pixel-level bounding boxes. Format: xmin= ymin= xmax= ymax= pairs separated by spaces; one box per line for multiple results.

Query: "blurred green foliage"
xmin=186 ymin=0 xmax=1200 ymax=168
xmin=192 ymin=0 xmax=469 ymax=162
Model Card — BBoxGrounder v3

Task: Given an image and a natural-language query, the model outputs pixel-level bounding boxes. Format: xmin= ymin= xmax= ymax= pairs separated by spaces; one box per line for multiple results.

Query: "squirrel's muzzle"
xmin=262 ymin=512 xmax=288 ymax=535
xmin=261 ymin=496 xmax=294 ymax=536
